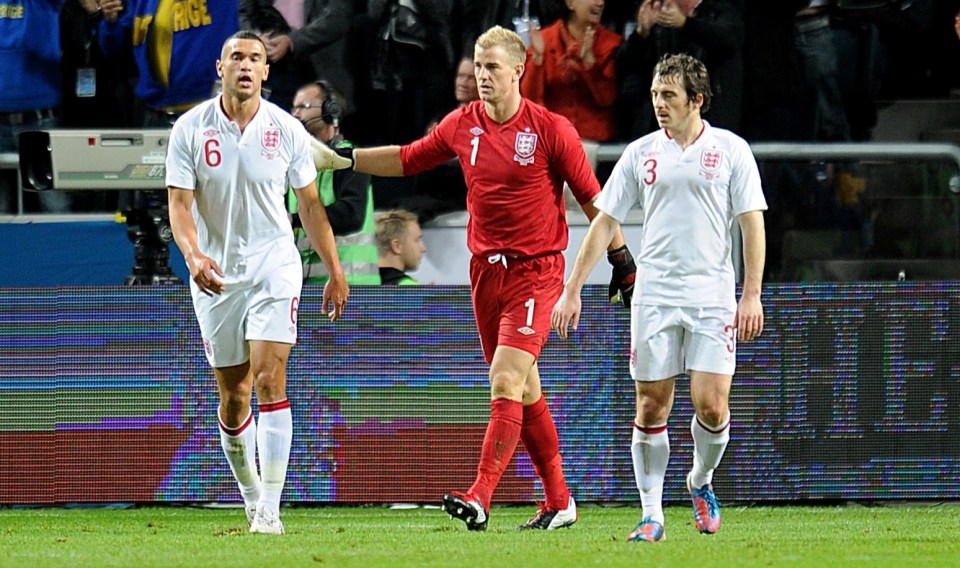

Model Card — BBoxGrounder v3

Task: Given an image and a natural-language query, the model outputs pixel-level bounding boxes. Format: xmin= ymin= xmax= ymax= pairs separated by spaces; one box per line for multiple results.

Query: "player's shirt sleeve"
xmin=399 ymin=109 xmax=460 ymax=176
xmin=547 ymin=114 xmax=601 ymax=204
xmin=287 ymin=119 xmax=318 ymax=190
xmin=728 ymin=137 xmax=767 ymax=216
xmin=595 ymin=141 xmax=642 ymax=223
xmin=165 ymin=116 xmax=197 ymax=190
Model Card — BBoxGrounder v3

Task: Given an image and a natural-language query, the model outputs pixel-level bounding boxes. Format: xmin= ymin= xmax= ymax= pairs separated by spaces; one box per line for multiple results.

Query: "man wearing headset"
xmin=288 ymin=80 xmax=381 ymax=284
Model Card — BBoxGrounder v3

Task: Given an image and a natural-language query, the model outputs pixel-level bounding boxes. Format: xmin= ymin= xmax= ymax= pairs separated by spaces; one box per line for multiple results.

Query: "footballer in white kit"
xmin=552 ymin=53 xmax=766 ymax=543
xmin=166 ymin=32 xmax=348 ymax=536
xmin=165 ymin=97 xmax=317 ymax=367
xmin=596 ymin=120 xmax=767 ymax=380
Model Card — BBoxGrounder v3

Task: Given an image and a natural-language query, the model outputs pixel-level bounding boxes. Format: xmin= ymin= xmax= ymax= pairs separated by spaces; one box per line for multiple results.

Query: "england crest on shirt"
xmin=514 ymin=131 xmax=538 ymax=166
xmin=699 ymin=149 xmax=722 ymax=180
xmin=701 ymin=149 xmax=722 ymax=170
xmin=261 ymin=127 xmax=281 ymax=159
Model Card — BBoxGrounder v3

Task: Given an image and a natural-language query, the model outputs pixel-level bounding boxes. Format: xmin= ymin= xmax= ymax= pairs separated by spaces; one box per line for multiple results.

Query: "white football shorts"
xmin=191 ymin=262 xmax=302 ymax=368
xmin=629 ymin=304 xmax=737 ymax=381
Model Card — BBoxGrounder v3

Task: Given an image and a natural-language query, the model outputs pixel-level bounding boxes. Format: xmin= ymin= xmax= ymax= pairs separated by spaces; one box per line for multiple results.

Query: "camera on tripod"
xmin=122 ymin=192 xmax=180 ymax=285
xmin=18 ymin=129 xmax=182 ymax=285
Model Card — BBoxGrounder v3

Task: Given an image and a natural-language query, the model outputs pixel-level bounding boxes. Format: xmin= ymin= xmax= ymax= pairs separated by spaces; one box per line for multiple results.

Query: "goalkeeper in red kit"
xmin=314 ymin=25 xmax=635 ymax=530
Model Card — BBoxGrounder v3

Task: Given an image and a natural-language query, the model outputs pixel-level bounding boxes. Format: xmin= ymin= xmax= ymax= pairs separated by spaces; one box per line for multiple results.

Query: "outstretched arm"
xmin=353 ymin=147 xmax=405 ymax=176
xmin=311 ymin=138 xmax=405 ymax=177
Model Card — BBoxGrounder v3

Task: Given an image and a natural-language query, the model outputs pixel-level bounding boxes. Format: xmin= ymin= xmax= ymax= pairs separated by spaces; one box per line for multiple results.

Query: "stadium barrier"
xmin=2 ymin=142 xmax=958 ymax=504
xmin=1 ymin=284 xmax=958 ymax=505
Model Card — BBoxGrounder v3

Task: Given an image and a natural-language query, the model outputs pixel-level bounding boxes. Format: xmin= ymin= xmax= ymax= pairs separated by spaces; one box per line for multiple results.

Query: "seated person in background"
xmin=453 ymin=55 xmax=483 ymax=106
xmin=289 ymin=80 xmax=380 ymax=284
xmin=376 ymin=209 xmax=426 ymax=285
xmin=520 ymin=0 xmax=622 ymax=142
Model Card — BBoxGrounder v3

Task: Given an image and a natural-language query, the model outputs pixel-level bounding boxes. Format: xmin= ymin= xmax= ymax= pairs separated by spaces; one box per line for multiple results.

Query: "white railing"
xmin=596 ymin=141 xmax=960 ymax=168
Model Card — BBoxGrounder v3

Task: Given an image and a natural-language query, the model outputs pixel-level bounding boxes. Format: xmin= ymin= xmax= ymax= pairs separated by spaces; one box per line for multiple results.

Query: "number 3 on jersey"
xmin=642 ymin=158 xmax=657 ymax=184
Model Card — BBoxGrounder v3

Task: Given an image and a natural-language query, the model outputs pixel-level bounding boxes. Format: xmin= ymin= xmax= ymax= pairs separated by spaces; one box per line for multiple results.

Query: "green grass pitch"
xmin=1 ymin=504 xmax=958 ymax=567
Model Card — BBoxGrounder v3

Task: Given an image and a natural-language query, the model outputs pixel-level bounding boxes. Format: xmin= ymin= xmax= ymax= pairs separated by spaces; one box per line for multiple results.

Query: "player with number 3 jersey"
xmin=552 ymin=53 xmax=767 ymax=543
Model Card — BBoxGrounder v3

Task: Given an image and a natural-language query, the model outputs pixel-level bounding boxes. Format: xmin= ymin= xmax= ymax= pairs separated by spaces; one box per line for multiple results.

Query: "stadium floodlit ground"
xmin=1 ymin=503 xmax=958 ymax=567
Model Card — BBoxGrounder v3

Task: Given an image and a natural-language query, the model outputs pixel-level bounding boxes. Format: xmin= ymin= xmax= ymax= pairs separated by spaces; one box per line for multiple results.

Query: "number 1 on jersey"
xmin=470 ymin=136 xmax=479 ymax=166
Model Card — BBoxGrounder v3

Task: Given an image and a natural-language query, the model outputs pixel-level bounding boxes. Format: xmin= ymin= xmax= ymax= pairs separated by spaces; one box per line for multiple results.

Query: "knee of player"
xmin=218 ymin=393 xmax=253 ymax=426
xmin=694 ymin=404 xmax=729 ymax=429
xmin=252 ymin=367 xmax=285 ymax=395
xmin=521 ymin=382 xmax=539 ymax=401
xmin=489 ymin=371 xmax=525 ymax=399
xmin=635 ymin=396 xmax=671 ymax=425
xmin=220 ymin=382 xmax=253 ymax=406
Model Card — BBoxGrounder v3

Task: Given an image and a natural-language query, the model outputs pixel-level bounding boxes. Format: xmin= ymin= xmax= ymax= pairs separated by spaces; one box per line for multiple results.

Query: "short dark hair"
xmin=223 ymin=30 xmax=267 ymax=52
xmin=653 ymin=53 xmax=712 ymax=114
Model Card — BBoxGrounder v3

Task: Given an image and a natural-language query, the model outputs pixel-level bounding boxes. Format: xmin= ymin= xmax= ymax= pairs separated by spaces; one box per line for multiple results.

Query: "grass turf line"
xmin=1 ymin=504 xmax=958 ymax=567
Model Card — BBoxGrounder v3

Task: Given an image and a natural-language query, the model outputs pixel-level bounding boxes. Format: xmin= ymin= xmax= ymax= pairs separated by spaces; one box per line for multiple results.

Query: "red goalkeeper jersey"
xmin=400 ymin=99 xmax=600 ymax=258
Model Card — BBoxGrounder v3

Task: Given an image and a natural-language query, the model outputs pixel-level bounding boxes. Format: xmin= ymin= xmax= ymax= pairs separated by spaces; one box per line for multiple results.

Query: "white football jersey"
xmin=166 ymin=96 xmax=317 ymax=283
xmin=596 ymin=121 xmax=767 ymax=309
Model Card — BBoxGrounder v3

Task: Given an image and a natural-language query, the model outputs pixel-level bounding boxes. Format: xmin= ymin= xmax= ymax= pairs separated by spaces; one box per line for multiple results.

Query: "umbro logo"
xmin=470 ymin=127 xmax=484 ymax=136
xmin=517 ymin=326 xmax=535 ymax=336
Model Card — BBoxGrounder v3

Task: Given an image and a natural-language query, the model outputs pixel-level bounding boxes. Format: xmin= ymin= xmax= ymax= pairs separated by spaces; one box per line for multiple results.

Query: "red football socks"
xmin=469 ymin=398 xmax=523 ymax=509
xmin=521 ymin=395 xmax=569 ymax=510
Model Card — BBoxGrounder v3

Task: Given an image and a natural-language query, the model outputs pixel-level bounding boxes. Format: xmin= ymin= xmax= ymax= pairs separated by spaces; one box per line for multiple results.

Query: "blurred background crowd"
xmin=1 ymin=0 xmax=959 ymax=219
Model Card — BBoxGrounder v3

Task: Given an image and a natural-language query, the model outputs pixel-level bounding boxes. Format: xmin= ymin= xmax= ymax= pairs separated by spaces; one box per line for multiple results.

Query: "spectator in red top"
xmin=321 ymin=25 xmax=634 ymax=531
xmin=520 ymin=0 xmax=622 ymax=142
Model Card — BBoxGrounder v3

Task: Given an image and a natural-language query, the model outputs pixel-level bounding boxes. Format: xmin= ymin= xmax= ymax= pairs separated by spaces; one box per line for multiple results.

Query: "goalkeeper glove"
xmin=607 ymin=244 xmax=636 ymax=308
xmin=311 ymin=137 xmax=354 ymax=171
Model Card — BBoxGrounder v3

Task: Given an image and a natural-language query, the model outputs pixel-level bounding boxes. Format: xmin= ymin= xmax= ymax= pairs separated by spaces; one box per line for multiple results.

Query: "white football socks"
xmin=257 ymin=400 xmax=293 ymax=516
xmin=218 ymin=408 xmax=261 ymax=508
xmin=689 ymin=412 xmax=730 ymax=490
xmin=631 ymin=423 xmax=670 ymax=526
